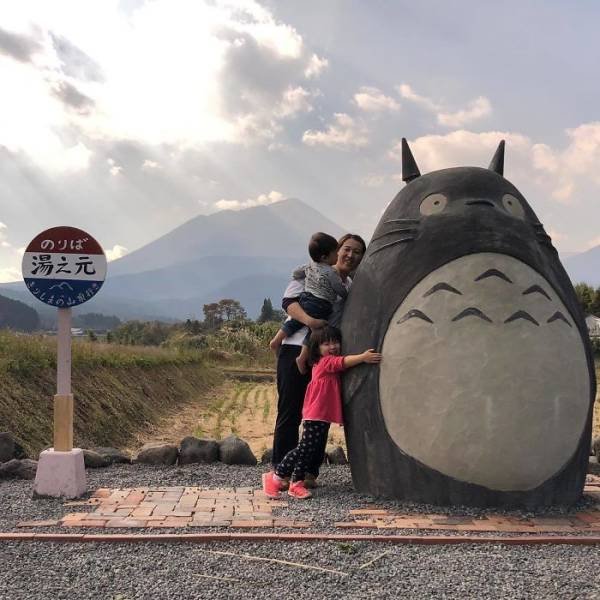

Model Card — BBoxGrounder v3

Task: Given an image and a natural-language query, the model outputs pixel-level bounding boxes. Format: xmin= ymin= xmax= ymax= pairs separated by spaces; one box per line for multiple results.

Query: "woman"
xmin=271 ymin=233 xmax=366 ymax=486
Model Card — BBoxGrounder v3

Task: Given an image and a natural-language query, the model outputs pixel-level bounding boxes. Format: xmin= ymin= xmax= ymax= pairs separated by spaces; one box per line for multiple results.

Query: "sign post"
xmin=22 ymin=226 xmax=106 ymax=498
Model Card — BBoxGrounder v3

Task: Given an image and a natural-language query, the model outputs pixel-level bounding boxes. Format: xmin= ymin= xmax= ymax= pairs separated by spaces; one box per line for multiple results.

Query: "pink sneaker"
xmin=262 ymin=471 xmax=285 ymax=499
xmin=288 ymin=480 xmax=312 ymax=499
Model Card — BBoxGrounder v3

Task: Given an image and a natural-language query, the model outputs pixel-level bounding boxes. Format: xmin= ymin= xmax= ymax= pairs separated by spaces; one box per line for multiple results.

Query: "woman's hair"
xmin=308 ymin=232 xmax=339 ymax=262
xmin=337 ymin=233 xmax=367 ymax=254
xmin=308 ymin=325 xmax=343 ymax=365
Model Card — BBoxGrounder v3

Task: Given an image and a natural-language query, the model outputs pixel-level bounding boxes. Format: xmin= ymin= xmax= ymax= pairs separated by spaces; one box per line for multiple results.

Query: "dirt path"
xmin=127 ymin=372 xmax=600 ymax=458
xmin=126 ymin=378 xmax=347 ymax=457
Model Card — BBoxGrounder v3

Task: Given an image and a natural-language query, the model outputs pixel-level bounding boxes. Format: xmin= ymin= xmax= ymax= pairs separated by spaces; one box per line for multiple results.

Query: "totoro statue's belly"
xmin=379 ymin=252 xmax=590 ymax=491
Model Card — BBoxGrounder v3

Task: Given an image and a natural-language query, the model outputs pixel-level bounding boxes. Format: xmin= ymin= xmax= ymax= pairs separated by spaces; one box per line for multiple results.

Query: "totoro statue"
xmin=341 ymin=139 xmax=596 ymax=508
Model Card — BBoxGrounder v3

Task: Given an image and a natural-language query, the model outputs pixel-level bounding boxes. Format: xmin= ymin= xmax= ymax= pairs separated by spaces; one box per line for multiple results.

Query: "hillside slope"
xmin=1 ymin=361 xmax=222 ymax=457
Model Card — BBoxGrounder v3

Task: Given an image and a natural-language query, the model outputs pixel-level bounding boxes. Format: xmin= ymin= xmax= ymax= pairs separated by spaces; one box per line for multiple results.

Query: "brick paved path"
xmin=19 ymin=486 xmax=311 ymax=529
xmin=335 ymin=476 xmax=600 ymax=534
xmin=17 ymin=475 xmax=600 ymax=534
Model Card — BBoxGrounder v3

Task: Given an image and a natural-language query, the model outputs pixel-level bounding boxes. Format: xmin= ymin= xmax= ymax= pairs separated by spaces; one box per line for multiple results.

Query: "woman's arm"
xmin=343 ymin=349 xmax=382 ymax=369
xmin=286 ymin=301 xmax=327 ymax=330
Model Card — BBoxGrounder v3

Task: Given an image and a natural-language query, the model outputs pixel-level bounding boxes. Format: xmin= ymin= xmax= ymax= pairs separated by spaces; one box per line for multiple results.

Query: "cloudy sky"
xmin=1 ymin=0 xmax=600 ymax=282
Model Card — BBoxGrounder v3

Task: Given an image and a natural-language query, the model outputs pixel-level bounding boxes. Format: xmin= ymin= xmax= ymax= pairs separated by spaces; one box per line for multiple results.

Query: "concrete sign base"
xmin=34 ymin=448 xmax=86 ymax=499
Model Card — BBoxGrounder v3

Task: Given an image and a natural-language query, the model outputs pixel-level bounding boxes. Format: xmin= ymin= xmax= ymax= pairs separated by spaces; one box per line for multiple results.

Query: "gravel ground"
xmin=1 ymin=464 xmax=600 ymax=599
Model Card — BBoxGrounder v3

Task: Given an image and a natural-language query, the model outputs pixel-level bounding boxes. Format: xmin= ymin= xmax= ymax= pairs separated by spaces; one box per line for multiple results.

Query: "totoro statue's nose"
xmin=465 ymin=199 xmax=495 ymax=208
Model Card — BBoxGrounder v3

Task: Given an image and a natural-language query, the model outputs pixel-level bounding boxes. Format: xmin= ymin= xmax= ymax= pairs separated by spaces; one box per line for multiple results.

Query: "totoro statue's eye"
xmin=420 ymin=193 xmax=448 ymax=216
xmin=502 ymin=194 xmax=525 ymax=219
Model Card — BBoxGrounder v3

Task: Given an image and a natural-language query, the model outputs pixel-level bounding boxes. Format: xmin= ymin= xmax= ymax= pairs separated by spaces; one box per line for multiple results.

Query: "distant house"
xmin=70 ymin=328 xmax=85 ymax=337
xmin=585 ymin=315 xmax=600 ymax=338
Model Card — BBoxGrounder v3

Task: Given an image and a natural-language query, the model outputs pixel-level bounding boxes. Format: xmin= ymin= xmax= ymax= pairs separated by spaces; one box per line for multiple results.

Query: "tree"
xmin=257 ymin=298 xmax=275 ymax=323
xmin=575 ymin=283 xmax=595 ymax=315
xmin=203 ymin=302 xmax=223 ymax=329
xmin=257 ymin=297 xmax=285 ymax=323
xmin=590 ymin=287 xmax=600 ymax=317
xmin=218 ymin=298 xmax=247 ymax=322
xmin=183 ymin=319 xmax=203 ymax=334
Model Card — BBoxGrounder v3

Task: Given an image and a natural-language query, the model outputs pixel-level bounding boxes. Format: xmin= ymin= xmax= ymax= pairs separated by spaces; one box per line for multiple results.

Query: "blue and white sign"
xmin=22 ymin=226 xmax=107 ymax=307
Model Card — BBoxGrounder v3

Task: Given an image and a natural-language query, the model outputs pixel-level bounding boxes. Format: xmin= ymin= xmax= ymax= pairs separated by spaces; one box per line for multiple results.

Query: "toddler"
xmin=270 ymin=232 xmax=348 ymax=373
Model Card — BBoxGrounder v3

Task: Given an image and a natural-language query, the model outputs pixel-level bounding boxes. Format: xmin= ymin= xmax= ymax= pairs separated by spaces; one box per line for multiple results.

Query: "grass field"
xmin=1 ymin=330 xmax=599 ymax=456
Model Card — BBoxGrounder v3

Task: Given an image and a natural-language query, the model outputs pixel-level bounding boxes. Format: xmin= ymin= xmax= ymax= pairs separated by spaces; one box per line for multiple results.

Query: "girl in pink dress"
xmin=262 ymin=326 xmax=382 ymax=499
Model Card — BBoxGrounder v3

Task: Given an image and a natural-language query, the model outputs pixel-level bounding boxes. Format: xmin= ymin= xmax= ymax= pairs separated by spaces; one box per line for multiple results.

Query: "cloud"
xmin=585 ymin=236 xmax=600 ymax=250
xmin=214 ymin=190 xmax=284 ymax=211
xmin=0 ymin=266 xmax=21 ymax=283
xmin=397 ymin=83 xmax=491 ymax=127
xmin=360 ymin=174 xmax=386 ymax=188
xmin=105 ymin=244 xmax=128 ymax=262
xmin=304 ymin=53 xmax=328 ymax=78
xmin=303 ymin=113 xmax=368 ymax=149
xmin=0 ymin=222 xmax=9 ymax=248
xmin=0 ymin=0 xmax=328 ymax=172
xmin=389 ymin=124 xmax=600 ymax=213
xmin=107 ymin=158 xmax=122 ymax=176
xmin=0 ymin=26 xmax=42 ymax=63
xmin=353 ymin=86 xmax=400 ymax=113
xmin=529 ymin=122 xmax=600 ymax=202
xmin=276 ymin=86 xmax=314 ymax=118
xmin=142 ymin=160 xmax=161 ymax=171
xmin=51 ymin=80 xmax=95 ymax=114
xmin=217 ymin=22 xmax=322 ymax=140
xmin=437 ymin=96 xmax=492 ymax=127
xmin=389 ymin=130 xmax=531 ymax=173
xmin=49 ymin=32 xmax=104 ymax=82
xmin=396 ymin=83 xmax=440 ymax=112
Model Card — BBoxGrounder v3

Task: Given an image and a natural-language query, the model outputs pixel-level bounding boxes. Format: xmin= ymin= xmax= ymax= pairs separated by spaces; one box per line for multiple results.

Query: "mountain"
xmin=563 ymin=246 xmax=600 ymax=286
xmin=102 ymin=255 xmax=301 ymax=300
xmin=109 ymin=198 xmax=344 ymax=276
xmin=0 ymin=199 xmax=346 ymax=320
xmin=0 ymin=293 xmax=40 ymax=331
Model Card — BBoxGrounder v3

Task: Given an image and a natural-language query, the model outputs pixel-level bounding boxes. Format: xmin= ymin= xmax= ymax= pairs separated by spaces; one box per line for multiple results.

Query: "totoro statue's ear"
xmin=402 ymin=138 xmax=421 ymax=183
xmin=488 ymin=140 xmax=505 ymax=176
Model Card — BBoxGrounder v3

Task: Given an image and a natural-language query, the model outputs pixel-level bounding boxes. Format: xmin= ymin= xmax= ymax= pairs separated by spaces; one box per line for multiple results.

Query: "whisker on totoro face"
xmin=547 ymin=311 xmax=572 ymax=327
xmin=384 ymin=218 xmax=421 ymax=225
xmin=522 ymin=285 xmax=551 ymax=300
xmin=370 ymin=236 xmax=417 ymax=255
xmin=371 ymin=228 xmax=419 ymax=243
xmin=504 ymin=310 xmax=539 ymax=326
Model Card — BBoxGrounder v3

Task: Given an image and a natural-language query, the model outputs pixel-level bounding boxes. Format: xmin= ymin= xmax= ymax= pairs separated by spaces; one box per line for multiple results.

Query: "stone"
xmin=83 ymin=449 xmax=110 ymax=468
xmin=89 ymin=447 xmax=132 ymax=464
xmin=326 ymin=445 xmax=348 ymax=465
xmin=34 ymin=449 xmax=86 ymax=498
xmin=178 ymin=437 xmax=219 ymax=465
xmin=218 ymin=435 xmax=257 ymax=465
xmin=0 ymin=432 xmax=15 ymax=463
xmin=260 ymin=448 xmax=273 ymax=465
xmin=13 ymin=439 xmax=27 ymax=459
xmin=135 ymin=443 xmax=178 ymax=466
xmin=592 ymin=436 xmax=600 ymax=461
xmin=0 ymin=459 xmax=38 ymax=480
